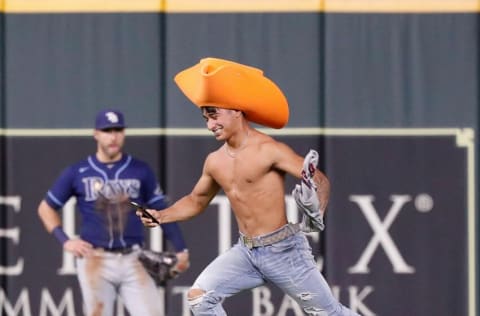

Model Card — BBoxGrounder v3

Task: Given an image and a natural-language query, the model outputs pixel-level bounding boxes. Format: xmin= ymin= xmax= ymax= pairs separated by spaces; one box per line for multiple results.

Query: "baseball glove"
xmin=138 ymin=250 xmax=178 ymax=286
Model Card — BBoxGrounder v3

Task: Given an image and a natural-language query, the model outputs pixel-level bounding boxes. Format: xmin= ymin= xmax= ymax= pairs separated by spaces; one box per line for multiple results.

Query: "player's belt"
xmin=240 ymin=223 xmax=301 ymax=249
xmin=96 ymin=245 xmax=138 ymax=255
xmin=105 ymin=247 xmax=134 ymax=254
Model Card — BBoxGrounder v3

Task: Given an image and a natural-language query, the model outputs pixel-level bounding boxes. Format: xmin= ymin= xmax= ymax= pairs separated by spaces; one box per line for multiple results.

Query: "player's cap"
xmin=95 ymin=109 xmax=126 ymax=130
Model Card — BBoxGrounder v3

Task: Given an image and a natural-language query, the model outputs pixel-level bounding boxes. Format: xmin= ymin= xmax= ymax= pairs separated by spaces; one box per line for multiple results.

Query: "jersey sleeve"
xmin=142 ymin=164 xmax=168 ymax=210
xmin=160 ymin=222 xmax=188 ymax=252
xmin=44 ymin=166 xmax=76 ymax=210
xmin=141 ymin=163 xmax=188 ymax=251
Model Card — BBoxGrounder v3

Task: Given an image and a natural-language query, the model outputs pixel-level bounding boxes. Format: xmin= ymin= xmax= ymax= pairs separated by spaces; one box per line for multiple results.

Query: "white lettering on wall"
xmin=348 ymin=195 xmax=415 ymax=274
xmin=0 ymin=196 xmax=24 ymax=275
xmin=211 ymin=196 xmax=232 ymax=254
xmin=252 ymin=286 xmax=275 ymax=316
xmin=0 ymin=288 xmax=31 ymax=315
xmin=172 ymin=286 xmax=190 ymax=316
xmin=58 ymin=198 xmax=77 ymax=275
xmin=39 ymin=287 xmax=75 ymax=316
xmin=349 ymin=286 xmax=376 ymax=316
xmin=252 ymin=285 xmax=372 ymax=316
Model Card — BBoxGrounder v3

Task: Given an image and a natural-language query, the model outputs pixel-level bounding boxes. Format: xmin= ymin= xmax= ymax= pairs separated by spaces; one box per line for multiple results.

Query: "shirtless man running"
xmin=138 ymin=102 xmax=360 ymax=315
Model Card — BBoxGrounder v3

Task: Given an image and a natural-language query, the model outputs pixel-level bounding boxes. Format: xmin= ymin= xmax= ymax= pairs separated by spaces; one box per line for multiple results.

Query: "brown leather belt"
xmin=240 ymin=223 xmax=301 ymax=249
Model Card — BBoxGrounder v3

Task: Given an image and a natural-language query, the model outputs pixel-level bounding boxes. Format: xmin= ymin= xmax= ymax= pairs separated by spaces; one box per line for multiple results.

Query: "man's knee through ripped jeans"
xmin=187 ymin=288 xmax=226 ymax=315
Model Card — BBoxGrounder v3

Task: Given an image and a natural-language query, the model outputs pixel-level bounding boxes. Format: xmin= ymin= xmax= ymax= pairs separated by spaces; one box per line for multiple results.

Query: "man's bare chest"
xmin=212 ymin=158 xmax=271 ymax=188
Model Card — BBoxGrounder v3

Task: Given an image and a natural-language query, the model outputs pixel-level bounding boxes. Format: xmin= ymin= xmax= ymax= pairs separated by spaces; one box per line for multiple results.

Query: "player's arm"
xmin=38 ymin=199 xmax=93 ymax=256
xmin=38 ymin=199 xmax=62 ymax=232
xmin=138 ymin=154 xmax=221 ymax=227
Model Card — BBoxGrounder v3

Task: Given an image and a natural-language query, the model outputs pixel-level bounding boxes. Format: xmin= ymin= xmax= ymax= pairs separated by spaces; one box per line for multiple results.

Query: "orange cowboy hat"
xmin=174 ymin=57 xmax=289 ymax=129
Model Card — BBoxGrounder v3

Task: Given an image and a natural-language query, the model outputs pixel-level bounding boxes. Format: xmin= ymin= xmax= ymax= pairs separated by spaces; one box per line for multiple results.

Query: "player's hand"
xmin=173 ymin=250 xmax=190 ymax=274
xmin=63 ymin=239 xmax=93 ymax=257
xmin=135 ymin=209 xmax=160 ymax=228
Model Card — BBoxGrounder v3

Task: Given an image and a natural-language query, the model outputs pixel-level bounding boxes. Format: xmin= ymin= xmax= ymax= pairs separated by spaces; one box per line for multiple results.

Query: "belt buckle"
xmin=242 ymin=236 xmax=254 ymax=249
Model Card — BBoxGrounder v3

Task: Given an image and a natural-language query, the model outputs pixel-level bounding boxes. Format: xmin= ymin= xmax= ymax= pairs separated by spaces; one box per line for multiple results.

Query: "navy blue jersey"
xmin=45 ymin=154 xmax=186 ymax=251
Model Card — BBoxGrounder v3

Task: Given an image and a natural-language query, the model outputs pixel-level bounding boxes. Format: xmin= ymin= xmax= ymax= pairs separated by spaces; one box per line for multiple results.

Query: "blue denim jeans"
xmin=189 ymin=228 xmax=360 ymax=315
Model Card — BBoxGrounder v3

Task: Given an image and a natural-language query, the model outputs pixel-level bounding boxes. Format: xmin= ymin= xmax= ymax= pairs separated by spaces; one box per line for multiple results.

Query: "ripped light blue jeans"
xmin=189 ymin=229 xmax=360 ymax=316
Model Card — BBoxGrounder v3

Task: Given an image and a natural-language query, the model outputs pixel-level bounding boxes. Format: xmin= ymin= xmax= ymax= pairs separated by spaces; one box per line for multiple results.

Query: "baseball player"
xmin=37 ymin=109 xmax=189 ymax=316
xmin=137 ymin=58 xmax=361 ymax=315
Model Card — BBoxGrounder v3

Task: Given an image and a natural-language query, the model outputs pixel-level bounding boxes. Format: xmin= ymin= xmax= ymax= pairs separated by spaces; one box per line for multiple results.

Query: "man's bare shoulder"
xmin=253 ymin=130 xmax=293 ymax=155
xmin=252 ymin=129 xmax=277 ymax=146
xmin=250 ymin=130 xmax=303 ymax=173
xmin=203 ymin=147 xmax=224 ymax=170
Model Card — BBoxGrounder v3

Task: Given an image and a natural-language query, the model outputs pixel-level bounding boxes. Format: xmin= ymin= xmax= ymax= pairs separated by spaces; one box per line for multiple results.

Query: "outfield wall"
xmin=0 ymin=1 xmax=477 ymax=315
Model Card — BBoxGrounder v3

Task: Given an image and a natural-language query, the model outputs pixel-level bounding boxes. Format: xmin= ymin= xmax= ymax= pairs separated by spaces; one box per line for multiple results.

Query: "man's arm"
xmin=139 ymin=155 xmax=221 ymax=227
xmin=271 ymin=141 xmax=330 ymax=213
xmin=309 ymin=166 xmax=330 ymax=215
xmin=293 ymin=149 xmax=330 ymax=231
xmin=38 ymin=199 xmax=62 ymax=233
xmin=271 ymin=142 xmax=330 ymax=231
xmin=38 ymin=200 xmax=93 ymax=256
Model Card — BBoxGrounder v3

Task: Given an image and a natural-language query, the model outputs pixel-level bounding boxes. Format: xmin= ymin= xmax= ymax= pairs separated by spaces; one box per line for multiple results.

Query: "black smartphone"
xmin=129 ymin=201 xmax=160 ymax=225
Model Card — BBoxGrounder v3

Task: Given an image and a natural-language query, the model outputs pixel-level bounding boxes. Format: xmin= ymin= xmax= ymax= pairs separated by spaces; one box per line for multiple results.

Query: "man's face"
xmin=201 ymin=107 xmax=237 ymax=140
xmin=94 ymin=127 xmax=125 ymax=159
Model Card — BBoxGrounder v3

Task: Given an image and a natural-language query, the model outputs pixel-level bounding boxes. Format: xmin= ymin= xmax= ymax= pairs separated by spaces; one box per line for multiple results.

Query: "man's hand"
xmin=135 ymin=208 xmax=160 ymax=228
xmin=292 ymin=149 xmax=325 ymax=232
xmin=63 ymin=239 xmax=93 ymax=257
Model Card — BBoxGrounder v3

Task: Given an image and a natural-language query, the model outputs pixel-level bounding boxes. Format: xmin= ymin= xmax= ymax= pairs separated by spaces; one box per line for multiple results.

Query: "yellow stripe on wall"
xmin=3 ymin=0 xmax=163 ymax=13
xmin=2 ymin=0 xmax=479 ymax=13
xmin=166 ymin=0 xmax=480 ymax=13
xmin=165 ymin=0 xmax=323 ymax=13
xmin=324 ymin=0 xmax=480 ymax=13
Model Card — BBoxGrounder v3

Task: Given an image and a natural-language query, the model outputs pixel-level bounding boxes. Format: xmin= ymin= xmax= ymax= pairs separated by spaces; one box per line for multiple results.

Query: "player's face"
xmin=201 ymin=107 xmax=238 ymax=141
xmin=94 ymin=128 xmax=125 ymax=161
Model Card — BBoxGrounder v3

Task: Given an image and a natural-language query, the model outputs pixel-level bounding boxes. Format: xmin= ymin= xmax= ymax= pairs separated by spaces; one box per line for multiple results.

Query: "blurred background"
xmin=0 ymin=0 xmax=477 ymax=315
